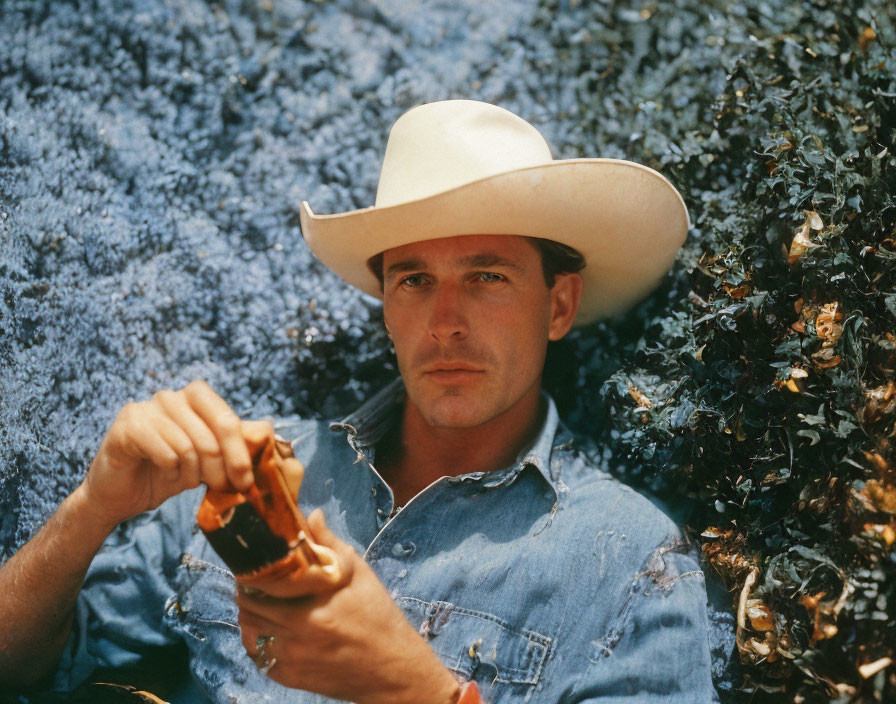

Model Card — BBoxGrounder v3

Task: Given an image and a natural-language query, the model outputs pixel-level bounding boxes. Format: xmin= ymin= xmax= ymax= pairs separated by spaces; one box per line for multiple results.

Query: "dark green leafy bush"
xmin=542 ymin=0 xmax=895 ymax=700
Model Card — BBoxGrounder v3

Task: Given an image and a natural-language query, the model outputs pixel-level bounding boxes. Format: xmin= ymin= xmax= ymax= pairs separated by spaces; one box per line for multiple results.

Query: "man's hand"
xmin=236 ymin=509 xmax=462 ymax=704
xmin=77 ymin=380 xmax=254 ymax=531
xmin=0 ymin=380 xmax=256 ymax=686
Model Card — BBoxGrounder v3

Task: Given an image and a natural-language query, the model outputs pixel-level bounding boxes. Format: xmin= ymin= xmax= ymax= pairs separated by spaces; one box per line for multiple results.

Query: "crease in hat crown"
xmin=374 ymin=100 xmax=554 ymax=208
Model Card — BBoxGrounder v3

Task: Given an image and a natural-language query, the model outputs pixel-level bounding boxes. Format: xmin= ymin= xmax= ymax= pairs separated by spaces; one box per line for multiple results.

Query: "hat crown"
xmin=375 ymin=100 xmax=554 ymax=207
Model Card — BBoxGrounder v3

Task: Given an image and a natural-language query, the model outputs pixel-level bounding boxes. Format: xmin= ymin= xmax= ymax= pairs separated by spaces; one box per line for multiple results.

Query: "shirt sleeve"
xmin=570 ymin=538 xmax=719 ymax=703
xmin=51 ymin=487 xmax=204 ymax=692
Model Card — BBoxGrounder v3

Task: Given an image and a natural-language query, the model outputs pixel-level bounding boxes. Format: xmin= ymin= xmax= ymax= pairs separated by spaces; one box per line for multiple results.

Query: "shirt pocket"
xmin=165 ymin=553 xmax=242 ymax=641
xmin=396 ymin=597 xmax=553 ymax=688
xmin=163 ymin=553 xmax=266 ymax=698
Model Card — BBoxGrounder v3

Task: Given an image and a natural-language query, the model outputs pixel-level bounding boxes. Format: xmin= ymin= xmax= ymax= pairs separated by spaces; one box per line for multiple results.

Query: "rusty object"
xmin=197 ymin=425 xmax=341 ymax=587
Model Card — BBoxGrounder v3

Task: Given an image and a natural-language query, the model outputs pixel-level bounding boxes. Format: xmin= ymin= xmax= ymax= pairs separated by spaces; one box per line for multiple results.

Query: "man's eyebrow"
xmin=384 ymin=258 xmax=426 ymax=280
xmin=383 ymin=252 xmax=524 ymax=280
xmin=458 ymin=253 xmax=523 ymax=271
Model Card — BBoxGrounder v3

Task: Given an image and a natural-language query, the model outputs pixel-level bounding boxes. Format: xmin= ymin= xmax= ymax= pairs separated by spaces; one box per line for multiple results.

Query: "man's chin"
xmin=419 ymin=394 xmax=494 ymax=429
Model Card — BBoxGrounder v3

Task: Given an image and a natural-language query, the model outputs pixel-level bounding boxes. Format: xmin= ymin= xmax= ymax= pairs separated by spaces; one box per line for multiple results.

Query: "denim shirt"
xmin=54 ymin=380 xmax=718 ymax=703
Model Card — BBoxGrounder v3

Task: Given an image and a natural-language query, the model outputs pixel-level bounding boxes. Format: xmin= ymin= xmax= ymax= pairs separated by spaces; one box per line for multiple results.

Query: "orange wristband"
xmin=458 ymin=681 xmax=482 ymax=703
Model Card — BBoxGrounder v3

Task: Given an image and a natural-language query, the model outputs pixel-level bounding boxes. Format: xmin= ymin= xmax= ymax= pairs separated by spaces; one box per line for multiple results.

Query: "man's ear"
xmin=548 ymin=273 xmax=583 ymax=341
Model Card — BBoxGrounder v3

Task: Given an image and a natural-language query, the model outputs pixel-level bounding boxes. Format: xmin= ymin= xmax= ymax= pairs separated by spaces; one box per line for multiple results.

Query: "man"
xmin=0 ymin=100 xmax=716 ymax=702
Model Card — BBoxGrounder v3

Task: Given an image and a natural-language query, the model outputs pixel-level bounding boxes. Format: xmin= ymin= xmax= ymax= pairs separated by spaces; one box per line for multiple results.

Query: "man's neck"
xmin=375 ymin=384 xmax=546 ymax=507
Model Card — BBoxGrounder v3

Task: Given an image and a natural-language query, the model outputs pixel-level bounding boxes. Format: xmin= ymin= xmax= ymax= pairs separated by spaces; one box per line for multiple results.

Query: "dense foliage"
xmin=541 ymin=0 xmax=896 ymax=700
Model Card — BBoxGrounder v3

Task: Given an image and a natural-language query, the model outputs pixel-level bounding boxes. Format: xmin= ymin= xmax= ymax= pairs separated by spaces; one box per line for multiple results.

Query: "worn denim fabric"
xmin=53 ymin=380 xmax=718 ymax=703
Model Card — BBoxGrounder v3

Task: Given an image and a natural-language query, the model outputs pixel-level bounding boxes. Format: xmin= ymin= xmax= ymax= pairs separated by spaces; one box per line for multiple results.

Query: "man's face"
xmin=381 ymin=234 xmax=581 ymax=429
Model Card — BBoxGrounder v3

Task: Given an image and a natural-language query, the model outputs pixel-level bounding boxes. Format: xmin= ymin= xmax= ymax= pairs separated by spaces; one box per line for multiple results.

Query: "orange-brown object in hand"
xmin=197 ymin=425 xmax=342 ymax=592
xmin=457 ymin=682 xmax=482 ymax=703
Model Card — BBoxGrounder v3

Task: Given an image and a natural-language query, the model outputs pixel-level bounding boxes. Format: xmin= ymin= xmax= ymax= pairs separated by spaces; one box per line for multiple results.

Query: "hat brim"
xmin=300 ymin=158 xmax=689 ymax=326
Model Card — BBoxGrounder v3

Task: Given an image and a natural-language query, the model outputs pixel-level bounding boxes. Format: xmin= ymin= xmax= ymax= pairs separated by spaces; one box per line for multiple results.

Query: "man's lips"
xmin=424 ymin=363 xmax=484 ymax=373
xmin=421 ymin=364 xmax=486 ymax=382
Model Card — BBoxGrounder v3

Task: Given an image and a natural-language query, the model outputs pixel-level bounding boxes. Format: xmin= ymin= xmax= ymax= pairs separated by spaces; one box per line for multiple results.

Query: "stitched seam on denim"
xmin=398 ymin=597 xmax=552 ymax=683
xmin=639 ymin=566 xmax=705 ymax=591
xmin=588 ymin=595 xmax=635 ymax=663
xmin=180 ymin=553 xmax=233 ymax=578
xmin=548 ymin=443 xmax=572 ymax=506
xmin=587 ymin=538 xmax=692 ymax=662
xmin=640 ymin=569 xmax=707 ymax=596
xmin=192 ymin=617 xmax=240 ymax=631
xmin=678 ymin=570 xmax=705 ymax=580
xmin=173 ymin=555 xmax=240 ymax=633
xmin=402 ymin=598 xmax=553 ymax=647
xmin=525 ymin=633 xmax=554 ymax=686
xmin=638 ymin=553 xmax=705 ymax=594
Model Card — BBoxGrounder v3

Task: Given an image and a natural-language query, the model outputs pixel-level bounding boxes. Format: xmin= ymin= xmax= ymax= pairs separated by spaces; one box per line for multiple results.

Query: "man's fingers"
xmin=184 ymin=380 xmax=253 ymax=492
xmin=307 ymin=509 xmax=356 ymax=577
xmin=236 ymin=587 xmax=314 ymax=626
xmin=240 ymin=420 xmax=277 ymax=476
xmin=122 ymin=411 xmax=181 ymax=478
xmin=238 ymin=602 xmax=280 ymax=634
xmin=154 ymin=389 xmax=226 ymax=490
xmin=307 ymin=509 xmax=339 ymax=548
xmin=232 ymin=510 xmax=351 ymax=599
xmin=278 ymin=457 xmax=304 ymax=501
xmin=148 ymin=409 xmax=200 ymax=485
xmin=238 ymin=611 xmax=288 ymax=679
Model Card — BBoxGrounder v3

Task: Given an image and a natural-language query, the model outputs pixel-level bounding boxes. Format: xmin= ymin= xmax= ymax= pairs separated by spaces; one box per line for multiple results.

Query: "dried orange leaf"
xmin=788 ymin=225 xmax=816 ymax=263
xmin=862 ymin=523 xmax=896 ymax=546
xmin=806 ymin=210 xmax=824 ymax=231
xmin=859 ymin=657 xmax=892 ymax=679
xmin=859 ymin=26 xmax=877 ymax=51
xmin=861 ymin=381 xmax=896 ymax=424
xmin=816 ymin=303 xmax=843 ymax=347
xmin=628 ymin=385 xmax=651 ymax=408
xmin=747 ymin=604 xmax=776 ymax=631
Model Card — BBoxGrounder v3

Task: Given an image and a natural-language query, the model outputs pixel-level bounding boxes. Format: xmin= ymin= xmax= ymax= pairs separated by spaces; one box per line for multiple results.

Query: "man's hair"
xmin=528 ymin=237 xmax=586 ymax=287
xmin=367 ymin=237 xmax=585 ymax=290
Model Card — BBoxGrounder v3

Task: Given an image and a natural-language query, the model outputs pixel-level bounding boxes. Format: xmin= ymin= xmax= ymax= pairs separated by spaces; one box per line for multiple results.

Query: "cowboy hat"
xmin=299 ymin=99 xmax=689 ymax=326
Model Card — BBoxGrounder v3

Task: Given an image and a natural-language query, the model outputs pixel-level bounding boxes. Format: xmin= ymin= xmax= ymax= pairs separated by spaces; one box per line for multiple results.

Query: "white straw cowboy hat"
xmin=299 ymin=100 xmax=689 ymax=326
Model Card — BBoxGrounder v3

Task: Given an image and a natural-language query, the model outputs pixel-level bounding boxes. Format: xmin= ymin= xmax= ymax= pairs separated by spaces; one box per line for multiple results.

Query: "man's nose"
xmin=428 ymin=284 xmax=468 ymax=342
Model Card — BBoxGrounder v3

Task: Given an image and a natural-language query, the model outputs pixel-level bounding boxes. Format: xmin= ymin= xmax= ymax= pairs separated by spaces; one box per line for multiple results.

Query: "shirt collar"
xmin=330 ymin=377 xmax=564 ymax=497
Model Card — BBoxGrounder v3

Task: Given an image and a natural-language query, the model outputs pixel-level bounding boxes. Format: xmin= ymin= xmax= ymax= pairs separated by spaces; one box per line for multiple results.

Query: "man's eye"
xmin=477 ymin=272 xmax=505 ymax=283
xmin=400 ymin=274 xmax=426 ymax=287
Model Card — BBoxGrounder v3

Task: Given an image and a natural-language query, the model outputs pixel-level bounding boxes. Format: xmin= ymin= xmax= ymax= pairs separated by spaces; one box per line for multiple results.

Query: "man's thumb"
xmin=306 ymin=508 xmax=354 ymax=588
xmin=307 ymin=508 xmax=338 ymax=548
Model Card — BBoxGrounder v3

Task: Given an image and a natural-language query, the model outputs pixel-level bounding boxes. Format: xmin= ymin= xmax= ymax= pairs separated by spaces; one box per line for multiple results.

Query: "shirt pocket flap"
xmin=165 ymin=554 xmax=240 ymax=639
xmin=397 ymin=597 xmax=552 ymax=686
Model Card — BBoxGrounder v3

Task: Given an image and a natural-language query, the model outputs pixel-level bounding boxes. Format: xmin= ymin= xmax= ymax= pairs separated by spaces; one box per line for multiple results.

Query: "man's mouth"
xmin=422 ymin=363 xmax=486 ymax=382
xmin=425 ymin=363 xmax=483 ymax=372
